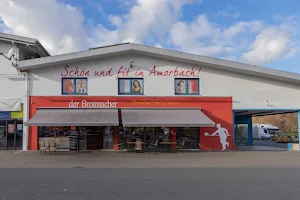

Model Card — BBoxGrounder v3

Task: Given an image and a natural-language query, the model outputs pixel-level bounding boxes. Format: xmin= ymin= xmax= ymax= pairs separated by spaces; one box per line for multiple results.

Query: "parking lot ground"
xmin=1 ymin=150 xmax=300 ymax=168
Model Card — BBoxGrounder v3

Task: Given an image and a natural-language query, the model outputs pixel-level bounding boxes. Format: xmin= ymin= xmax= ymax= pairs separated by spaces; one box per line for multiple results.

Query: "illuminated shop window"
xmin=62 ymin=78 xmax=88 ymax=95
xmin=118 ymin=78 xmax=144 ymax=95
xmin=174 ymin=78 xmax=200 ymax=95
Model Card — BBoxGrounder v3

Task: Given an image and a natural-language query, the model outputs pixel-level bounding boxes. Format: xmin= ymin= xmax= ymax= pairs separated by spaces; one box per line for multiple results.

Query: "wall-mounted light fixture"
xmin=130 ymin=60 xmax=134 ymax=68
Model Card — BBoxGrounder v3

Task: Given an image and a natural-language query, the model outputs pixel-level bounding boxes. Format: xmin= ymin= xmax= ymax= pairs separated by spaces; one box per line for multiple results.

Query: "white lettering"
xmin=68 ymin=100 xmax=117 ymax=108
xmin=69 ymin=100 xmax=79 ymax=108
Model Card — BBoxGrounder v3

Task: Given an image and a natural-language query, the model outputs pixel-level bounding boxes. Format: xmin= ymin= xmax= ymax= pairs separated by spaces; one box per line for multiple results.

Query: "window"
xmin=118 ymin=127 xmax=171 ymax=150
xmin=62 ymin=78 xmax=88 ymax=95
xmin=38 ymin=126 xmax=72 ymax=150
xmin=118 ymin=78 xmax=144 ymax=95
xmin=174 ymin=78 xmax=199 ymax=95
xmin=176 ymin=127 xmax=199 ymax=149
xmin=38 ymin=126 xmax=72 ymax=138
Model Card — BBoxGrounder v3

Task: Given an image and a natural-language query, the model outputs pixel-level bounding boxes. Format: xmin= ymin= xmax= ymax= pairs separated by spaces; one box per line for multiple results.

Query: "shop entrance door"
xmin=0 ymin=121 xmax=6 ymax=150
xmin=86 ymin=126 xmax=104 ymax=150
xmin=103 ymin=126 xmax=113 ymax=149
xmin=235 ymin=124 xmax=249 ymax=146
xmin=7 ymin=120 xmax=23 ymax=150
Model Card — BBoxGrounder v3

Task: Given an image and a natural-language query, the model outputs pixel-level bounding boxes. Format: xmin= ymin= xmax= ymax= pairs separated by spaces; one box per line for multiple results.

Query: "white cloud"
xmin=222 ymin=21 xmax=264 ymax=39
xmin=170 ymin=14 xmax=219 ymax=54
xmin=88 ymin=0 xmax=201 ymax=47
xmin=154 ymin=43 xmax=163 ymax=48
xmin=215 ymin=5 xmax=240 ymax=18
xmin=0 ymin=0 xmax=87 ymax=55
xmin=170 ymin=14 xmax=264 ymax=56
xmin=108 ymin=15 xmax=123 ymax=27
xmin=0 ymin=0 xmax=299 ymax=66
xmin=242 ymin=26 xmax=292 ymax=64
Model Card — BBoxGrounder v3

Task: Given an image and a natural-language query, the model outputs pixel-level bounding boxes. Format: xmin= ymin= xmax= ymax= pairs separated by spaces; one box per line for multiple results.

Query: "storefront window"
xmin=118 ymin=78 xmax=144 ymax=95
xmin=38 ymin=127 xmax=72 ymax=138
xmin=38 ymin=127 xmax=72 ymax=150
xmin=119 ymin=127 xmax=171 ymax=149
xmin=174 ymin=78 xmax=200 ymax=95
xmin=176 ymin=127 xmax=199 ymax=149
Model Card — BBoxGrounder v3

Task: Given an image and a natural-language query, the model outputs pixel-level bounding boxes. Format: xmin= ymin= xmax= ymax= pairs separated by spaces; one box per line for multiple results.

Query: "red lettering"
xmin=189 ymin=67 xmax=196 ymax=77
xmin=164 ymin=71 xmax=169 ymax=76
xmin=174 ymin=67 xmax=179 ymax=76
xmin=74 ymin=67 xmax=80 ymax=76
xmin=85 ymin=71 xmax=90 ymax=76
xmin=124 ymin=68 xmax=130 ymax=76
xmin=157 ymin=71 xmax=163 ymax=76
xmin=135 ymin=70 xmax=144 ymax=76
xmin=169 ymin=71 xmax=174 ymax=76
xmin=197 ymin=67 xmax=201 ymax=77
xmin=61 ymin=65 xmax=69 ymax=76
xmin=94 ymin=68 xmax=113 ymax=77
xmin=179 ymin=71 xmax=185 ymax=76
xmin=117 ymin=66 xmax=124 ymax=80
xmin=106 ymin=68 xmax=113 ymax=76
xmin=186 ymin=70 xmax=191 ymax=77
xmin=149 ymin=65 xmax=157 ymax=76
xmin=61 ymin=65 xmax=90 ymax=77
xmin=94 ymin=71 xmax=103 ymax=76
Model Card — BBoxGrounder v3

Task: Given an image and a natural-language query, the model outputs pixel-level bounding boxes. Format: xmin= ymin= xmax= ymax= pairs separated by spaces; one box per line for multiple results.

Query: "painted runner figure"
xmin=205 ymin=123 xmax=231 ymax=150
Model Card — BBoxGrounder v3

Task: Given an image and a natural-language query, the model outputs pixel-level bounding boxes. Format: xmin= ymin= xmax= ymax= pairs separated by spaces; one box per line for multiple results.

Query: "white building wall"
xmin=0 ymin=40 xmax=28 ymax=151
xmin=0 ymin=41 xmax=26 ymax=104
xmin=29 ymin=53 xmax=300 ymax=109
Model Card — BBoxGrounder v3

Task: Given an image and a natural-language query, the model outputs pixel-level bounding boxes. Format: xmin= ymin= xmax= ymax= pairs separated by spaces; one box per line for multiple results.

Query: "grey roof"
xmin=0 ymin=32 xmax=50 ymax=57
xmin=16 ymin=42 xmax=300 ymax=84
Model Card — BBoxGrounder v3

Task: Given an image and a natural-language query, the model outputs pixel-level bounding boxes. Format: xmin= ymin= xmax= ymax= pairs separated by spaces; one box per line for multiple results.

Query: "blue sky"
xmin=1 ymin=0 xmax=300 ymax=73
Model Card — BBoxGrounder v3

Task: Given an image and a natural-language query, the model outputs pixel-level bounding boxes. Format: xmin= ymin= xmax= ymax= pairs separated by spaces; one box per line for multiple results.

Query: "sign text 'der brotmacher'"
xmin=69 ymin=100 xmax=117 ymax=108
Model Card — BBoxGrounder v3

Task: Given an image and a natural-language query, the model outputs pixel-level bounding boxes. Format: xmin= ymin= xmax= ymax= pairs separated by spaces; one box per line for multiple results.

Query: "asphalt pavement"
xmin=253 ymin=139 xmax=288 ymax=148
xmin=1 ymin=168 xmax=300 ymax=200
xmin=1 ymin=151 xmax=300 ymax=200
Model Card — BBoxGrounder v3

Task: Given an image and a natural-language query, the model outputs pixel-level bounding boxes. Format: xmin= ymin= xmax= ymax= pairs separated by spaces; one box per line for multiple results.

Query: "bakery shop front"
xmin=18 ymin=43 xmax=242 ymax=151
xmin=25 ymin=96 xmax=233 ymax=151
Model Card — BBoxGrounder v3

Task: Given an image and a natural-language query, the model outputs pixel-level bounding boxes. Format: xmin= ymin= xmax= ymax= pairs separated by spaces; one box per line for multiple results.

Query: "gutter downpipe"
xmin=22 ymin=72 xmax=29 ymax=151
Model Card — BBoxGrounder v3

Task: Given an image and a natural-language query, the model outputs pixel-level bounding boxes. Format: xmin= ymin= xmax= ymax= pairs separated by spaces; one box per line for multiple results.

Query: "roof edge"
xmin=0 ymin=32 xmax=50 ymax=57
xmin=16 ymin=42 xmax=300 ymax=84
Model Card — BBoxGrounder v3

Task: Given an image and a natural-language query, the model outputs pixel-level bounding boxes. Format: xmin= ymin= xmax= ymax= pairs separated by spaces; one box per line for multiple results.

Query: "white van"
xmin=252 ymin=124 xmax=279 ymax=140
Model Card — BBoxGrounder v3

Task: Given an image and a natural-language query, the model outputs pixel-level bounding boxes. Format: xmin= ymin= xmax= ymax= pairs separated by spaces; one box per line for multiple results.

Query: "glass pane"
xmin=175 ymin=79 xmax=187 ymax=94
xmin=86 ymin=126 xmax=105 ymax=150
xmin=119 ymin=127 xmax=157 ymax=149
xmin=236 ymin=124 xmax=248 ymax=144
xmin=0 ymin=121 xmax=6 ymax=149
xmin=75 ymin=78 xmax=87 ymax=94
xmin=62 ymin=78 xmax=75 ymax=94
xmin=38 ymin=127 xmax=72 ymax=150
xmin=176 ymin=127 xmax=199 ymax=149
xmin=131 ymin=79 xmax=143 ymax=94
xmin=7 ymin=122 xmax=15 ymax=149
xmin=187 ymin=79 xmax=199 ymax=94
xmin=119 ymin=79 xmax=131 ymax=94
xmin=103 ymin=126 xmax=113 ymax=149
xmin=77 ymin=127 xmax=87 ymax=150
xmin=16 ymin=122 xmax=23 ymax=150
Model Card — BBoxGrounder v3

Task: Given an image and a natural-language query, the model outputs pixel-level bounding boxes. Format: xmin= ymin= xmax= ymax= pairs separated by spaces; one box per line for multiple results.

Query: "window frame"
xmin=118 ymin=78 xmax=144 ymax=95
xmin=61 ymin=77 xmax=88 ymax=95
xmin=174 ymin=78 xmax=200 ymax=95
